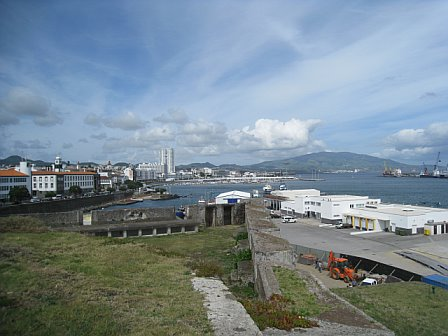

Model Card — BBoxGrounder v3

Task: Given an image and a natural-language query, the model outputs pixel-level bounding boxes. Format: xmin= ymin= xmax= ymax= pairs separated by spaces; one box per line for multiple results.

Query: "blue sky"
xmin=1 ymin=0 xmax=448 ymax=166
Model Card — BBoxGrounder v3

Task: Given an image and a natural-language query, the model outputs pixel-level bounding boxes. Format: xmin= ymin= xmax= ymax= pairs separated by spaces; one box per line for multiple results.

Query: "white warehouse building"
xmin=215 ymin=190 xmax=251 ymax=204
xmin=273 ymin=189 xmax=448 ymax=235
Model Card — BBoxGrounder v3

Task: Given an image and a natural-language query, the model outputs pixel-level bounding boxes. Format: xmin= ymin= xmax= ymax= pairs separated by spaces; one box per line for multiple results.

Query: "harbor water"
xmin=106 ymin=173 xmax=448 ymax=210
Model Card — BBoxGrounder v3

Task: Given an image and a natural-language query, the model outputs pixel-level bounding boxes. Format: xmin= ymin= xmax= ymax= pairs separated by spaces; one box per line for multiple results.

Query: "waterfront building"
xmin=160 ymin=148 xmax=175 ymax=175
xmin=31 ymin=171 xmax=97 ymax=197
xmin=274 ymin=188 xmax=448 ymax=235
xmin=0 ymin=168 xmax=31 ymax=201
xmin=135 ymin=162 xmax=165 ymax=181
xmin=215 ymin=190 xmax=251 ymax=204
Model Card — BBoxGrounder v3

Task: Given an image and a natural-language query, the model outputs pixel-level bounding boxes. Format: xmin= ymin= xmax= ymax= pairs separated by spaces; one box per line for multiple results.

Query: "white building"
xmin=160 ymin=148 xmax=175 ymax=175
xmin=343 ymin=203 xmax=448 ymax=235
xmin=215 ymin=190 xmax=251 ymax=204
xmin=0 ymin=168 xmax=31 ymax=201
xmin=135 ymin=162 xmax=164 ymax=181
xmin=275 ymin=188 xmax=448 ymax=235
xmin=32 ymin=171 xmax=97 ymax=196
xmin=278 ymin=190 xmax=380 ymax=224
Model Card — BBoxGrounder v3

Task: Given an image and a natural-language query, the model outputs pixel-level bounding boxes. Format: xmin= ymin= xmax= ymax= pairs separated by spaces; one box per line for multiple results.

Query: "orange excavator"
xmin=327 ymin=250 xmax=359 ymax=283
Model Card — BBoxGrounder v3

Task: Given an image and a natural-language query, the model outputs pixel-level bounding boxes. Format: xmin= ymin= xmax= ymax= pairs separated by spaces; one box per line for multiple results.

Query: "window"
xmin=33 ymin=183 xmax=37 ymax=188
xmin=51 ymin=183 xmax=54 ymax=188
xmin=39 ymin=183 xmax=42 ymax=188
xmin=33 ymin=177 xmax=37 ymax=181
xmin=45 ymin=183 xmax=48 ymax=188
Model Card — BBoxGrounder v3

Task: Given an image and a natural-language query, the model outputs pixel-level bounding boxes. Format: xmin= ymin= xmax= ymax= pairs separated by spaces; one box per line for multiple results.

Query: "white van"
xmin=281 ymin=216 xmax=297 ymax=223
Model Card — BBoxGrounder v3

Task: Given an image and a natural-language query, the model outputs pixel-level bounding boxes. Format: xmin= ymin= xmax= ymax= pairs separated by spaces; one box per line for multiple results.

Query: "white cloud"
xmin=154 ymin=109 xmax=189 ymax=124
xmin=0 ymin=87 xmax=63 ymax=126
xmin=103 ymin=111 xmax=148 ymax=130
xmin=381 ymin=122 xmax=448 ymax=161
xmin=228 ymin=118 xmax=321 ymax=152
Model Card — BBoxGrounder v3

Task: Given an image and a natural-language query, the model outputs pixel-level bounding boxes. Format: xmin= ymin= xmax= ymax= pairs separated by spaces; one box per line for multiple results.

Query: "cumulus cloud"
xmin=154 ymin=109 xmax=189 ymax=124
xmin=84 ymin=111 xmax=148 ymax=130
xmin=0 ymin=87 xmax=63 ymax=126
xmin=386 ymin=122 xmax=448 ymax=150
xmin=382 ymin=122 xmax=448 ymax=160
xmin=102 ymin=126 xmax=175 ymax=154
xmin=62 ymin=143 xmax=73 ymax=149
xmin=103 ymin=111 xmax=147 ymax=130
xmin=228 ymin=118 xmax=321 ymax=152
xmin=78 ymin=138 xmax=89 ymax=143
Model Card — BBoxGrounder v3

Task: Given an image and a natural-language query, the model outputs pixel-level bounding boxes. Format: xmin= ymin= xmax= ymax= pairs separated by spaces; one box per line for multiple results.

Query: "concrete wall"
xmin=91 ymin=207 xmax=176 ymax=225
xmin=7 ymin=211 xmax=83 ymax=227
xmin=0 ymin=191 xmax=133 ymax=215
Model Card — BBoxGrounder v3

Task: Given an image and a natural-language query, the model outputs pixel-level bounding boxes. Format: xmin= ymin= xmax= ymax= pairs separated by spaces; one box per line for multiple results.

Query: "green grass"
xmin=274 ymin=267 xmax=327 ymax=317
xmin=333 ymin=282 xmax=448 ymax=336
xmin=0 ymin=225 xmax=240 ymax=336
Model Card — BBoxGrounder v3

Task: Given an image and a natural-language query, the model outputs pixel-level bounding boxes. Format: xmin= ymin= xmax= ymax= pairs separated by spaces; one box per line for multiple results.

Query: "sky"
xmin=1 ymin=0 xmax=448 ymax=167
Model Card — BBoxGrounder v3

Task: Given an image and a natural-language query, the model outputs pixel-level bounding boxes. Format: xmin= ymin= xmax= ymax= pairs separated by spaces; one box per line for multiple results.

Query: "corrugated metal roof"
xmin=422 ymin=274 xmax=448 ymax=290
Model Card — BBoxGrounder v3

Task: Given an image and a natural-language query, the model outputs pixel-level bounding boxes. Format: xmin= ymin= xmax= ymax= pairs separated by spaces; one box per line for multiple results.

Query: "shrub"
xmin=0 ymin=216 xmax=48 ymax=233
xmin=235 ymin=231 xmax=248 ymax=242
xmin=235 ymin=249 xmax=252 ymax=262
xmin=241 ymin=294 xmax=318 ymax=331
xmin=190 ymin=259 xmax=224 ymax=278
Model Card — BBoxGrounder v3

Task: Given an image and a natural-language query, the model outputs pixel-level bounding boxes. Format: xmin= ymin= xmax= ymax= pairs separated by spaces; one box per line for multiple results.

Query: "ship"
xmin=383 ymin=162 xmax=402 ymax=177
xmin=420 ymin=152 xmax=448 ymax=178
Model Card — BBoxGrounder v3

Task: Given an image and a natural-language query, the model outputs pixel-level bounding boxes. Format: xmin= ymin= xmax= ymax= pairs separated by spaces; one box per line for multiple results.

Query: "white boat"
xmin=263 ymin=184 xmax=273 ymax=194
xmin=279 ymin=184 xmax=287 ymax=190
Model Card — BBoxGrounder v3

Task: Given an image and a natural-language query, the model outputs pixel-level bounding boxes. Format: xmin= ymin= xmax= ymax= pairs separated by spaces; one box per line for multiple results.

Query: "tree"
xmin=69 ymin=185 xmax=83 ymax=197
xmin=45 ymin=191 xmax=56 ymax=198
xmin=9 ymin=186 xmax=30 ymax=203
xmin=124 ymin=180 xmax=143 ymax=190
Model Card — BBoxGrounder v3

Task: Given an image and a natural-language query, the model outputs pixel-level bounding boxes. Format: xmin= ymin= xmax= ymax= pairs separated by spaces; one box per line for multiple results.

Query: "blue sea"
xmin=106 ymin=173 xmax=448 ymax=210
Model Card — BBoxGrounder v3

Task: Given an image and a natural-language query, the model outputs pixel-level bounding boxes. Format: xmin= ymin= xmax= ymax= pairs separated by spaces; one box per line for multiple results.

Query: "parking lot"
xmin=271 ymin=217 xmax=448 ymax=277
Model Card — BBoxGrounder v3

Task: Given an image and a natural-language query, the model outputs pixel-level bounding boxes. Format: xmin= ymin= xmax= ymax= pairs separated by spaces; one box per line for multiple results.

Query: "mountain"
xmin=246 ymin=152 xmax=419 ymax=174
xmin=0 ymin=155 xmax=52 ymax=167
xmin=176 ymin=162 xmax=217 ymax=170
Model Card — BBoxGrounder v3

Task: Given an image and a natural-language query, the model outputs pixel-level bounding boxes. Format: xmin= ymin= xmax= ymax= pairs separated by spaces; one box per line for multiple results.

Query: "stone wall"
xmin=201 ymin=203 xmax=246 ymax=227
xmin=91 ymin=207 xmax=176 ymax=225
xmin=6 ymin=211 xmax=83 ymax=227
xmin=0 ymin=192 xmax=133 ymax=215
xmin=245 ymin=200 xmax=295 ymax=300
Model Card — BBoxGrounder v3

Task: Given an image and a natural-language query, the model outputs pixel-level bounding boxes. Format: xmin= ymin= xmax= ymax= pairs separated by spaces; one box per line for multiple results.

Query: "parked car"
xmin=30 ymin=197 xmax=41 ymax=203
xmin=335 ymin=223 xmax=352 ymax=229
xmin=360 ymin=278 xmax=378 ymax=286
xmin=281 ymin=216 xmax=297 ymax=223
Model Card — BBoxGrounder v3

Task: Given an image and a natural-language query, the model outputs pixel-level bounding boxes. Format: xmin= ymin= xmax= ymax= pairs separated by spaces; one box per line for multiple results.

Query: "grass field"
xmin=333 ymin=282 xmax=448 ymax=336
xmin=0 ymin=224 xmax=240 ymax=336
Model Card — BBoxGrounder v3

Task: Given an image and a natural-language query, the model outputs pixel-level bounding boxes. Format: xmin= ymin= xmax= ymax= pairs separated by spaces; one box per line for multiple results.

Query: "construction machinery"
xmin=327 ymin=250 xmax=359 ymax=283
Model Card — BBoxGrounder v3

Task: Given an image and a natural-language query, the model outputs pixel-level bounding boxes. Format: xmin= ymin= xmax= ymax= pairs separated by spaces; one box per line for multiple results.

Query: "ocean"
xmin=106 ymin=172 xmax=448 ymax=210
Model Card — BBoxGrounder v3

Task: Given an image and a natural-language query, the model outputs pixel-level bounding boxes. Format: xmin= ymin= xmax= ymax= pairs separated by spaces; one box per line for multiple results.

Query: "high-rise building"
xmin=160 ymin=148 xmax=175 ymax=175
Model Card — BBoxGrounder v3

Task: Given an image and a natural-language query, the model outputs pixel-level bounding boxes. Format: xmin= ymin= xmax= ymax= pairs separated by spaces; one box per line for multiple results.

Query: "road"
xmin=271 ymin=218 xmax=448 ymax=277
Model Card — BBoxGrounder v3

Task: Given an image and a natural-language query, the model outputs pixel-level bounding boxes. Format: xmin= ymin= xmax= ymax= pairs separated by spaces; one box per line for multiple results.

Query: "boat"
xmin=263 ymin=184 xmax=273 ymax=194
xmin=420 ymin=152 xmax=448 ymax=178
xmin=279 ymin=184 xmax=287 ymax=190
xmin=382 ymin=162 xmax=402 ymax=177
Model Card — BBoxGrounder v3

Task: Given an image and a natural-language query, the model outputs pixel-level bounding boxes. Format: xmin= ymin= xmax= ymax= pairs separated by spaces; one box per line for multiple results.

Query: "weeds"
xmin=241 ymin=294 xmax=318 ymax=331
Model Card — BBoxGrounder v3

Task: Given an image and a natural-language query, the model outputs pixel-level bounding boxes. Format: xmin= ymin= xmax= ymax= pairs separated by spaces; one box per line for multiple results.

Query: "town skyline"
xmin=1 ymin=1 xmax=448 ymax=165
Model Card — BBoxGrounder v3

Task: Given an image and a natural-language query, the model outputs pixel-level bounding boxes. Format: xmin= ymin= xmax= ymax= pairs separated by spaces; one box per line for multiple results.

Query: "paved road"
xmin=272 ymin=218 xmax=448 ymax=277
